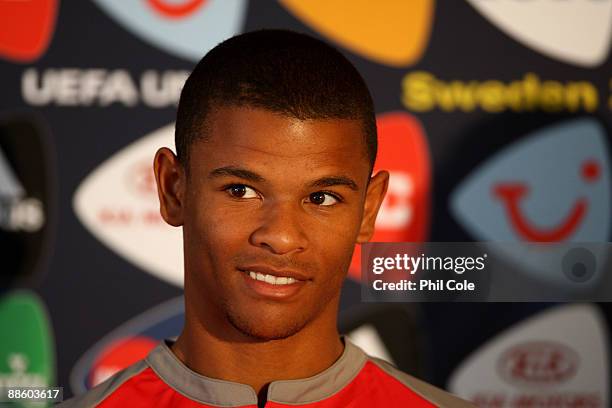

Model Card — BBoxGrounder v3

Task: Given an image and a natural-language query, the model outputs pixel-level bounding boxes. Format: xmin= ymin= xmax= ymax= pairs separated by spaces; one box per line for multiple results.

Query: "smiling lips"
xmin=238 ymin=266 xmax=309 ymax=299
xmin=246 ymin=271 xmax=298 ymax=285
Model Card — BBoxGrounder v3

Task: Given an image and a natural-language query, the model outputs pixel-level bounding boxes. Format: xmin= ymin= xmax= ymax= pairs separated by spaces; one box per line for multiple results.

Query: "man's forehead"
xmin=192 ymin=106 xmax=370 ymax=172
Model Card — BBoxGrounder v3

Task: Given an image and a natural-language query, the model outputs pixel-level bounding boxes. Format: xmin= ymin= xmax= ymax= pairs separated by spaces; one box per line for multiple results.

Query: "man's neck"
xmin=170 ymin=313 xmax=344 ymax=398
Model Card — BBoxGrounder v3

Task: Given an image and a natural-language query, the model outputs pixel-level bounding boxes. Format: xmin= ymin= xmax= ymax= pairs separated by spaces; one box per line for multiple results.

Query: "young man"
xmin=61 ymin=30 xmax=474 ymax=407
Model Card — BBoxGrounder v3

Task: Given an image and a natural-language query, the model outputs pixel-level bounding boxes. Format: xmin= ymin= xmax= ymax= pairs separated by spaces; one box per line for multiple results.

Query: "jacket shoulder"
xmin=368 ymin=357 xmax=476 ymax=408
xmin=57 ymin=359 xmax=149 ymax=408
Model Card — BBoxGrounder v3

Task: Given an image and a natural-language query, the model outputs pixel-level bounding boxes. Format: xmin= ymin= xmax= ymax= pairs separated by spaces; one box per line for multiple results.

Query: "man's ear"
xmin=357 ymin=170 xmax=389 ymax=243
xmin=153 ymin=147 xmax=185 ymax=227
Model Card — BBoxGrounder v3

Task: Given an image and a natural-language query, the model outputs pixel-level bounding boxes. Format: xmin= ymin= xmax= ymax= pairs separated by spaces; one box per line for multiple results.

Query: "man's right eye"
xmin=226 ymin=184 xmax=258 ymax=199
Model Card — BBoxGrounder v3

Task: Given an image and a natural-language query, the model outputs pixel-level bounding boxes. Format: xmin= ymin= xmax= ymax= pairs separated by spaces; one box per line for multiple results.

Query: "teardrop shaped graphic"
xmin=349 ymin=112 xmax=431 ymax=281
xmin=280 ymin=0 xmax=434 ymax=67
xmin=0 ymin=0 xmax=58 ymax=62
xmin=467 ymin=0 xmax=612 ymax=67
xmin=0 ymin=291 xmax=55 ymax=393
xmin=92 ymin=0 xmax=247 ymax=62
xmin=450 ymin=118 xmax=611 ymax=289
xmin=0 ymin=114 xmax=56 ymax=290
xmin=448 ymin=304 xmax=609 ymax=406
xmin=73 ymin=123 xmax=183 ymax=287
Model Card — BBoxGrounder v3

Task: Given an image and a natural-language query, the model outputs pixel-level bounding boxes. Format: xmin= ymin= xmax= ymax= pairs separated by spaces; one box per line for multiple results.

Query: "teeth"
xmin=245 ymin=271 xmax=298 ymax=285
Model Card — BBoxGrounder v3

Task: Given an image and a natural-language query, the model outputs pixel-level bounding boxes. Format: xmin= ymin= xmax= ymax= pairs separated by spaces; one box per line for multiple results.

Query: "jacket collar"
xmin=146 ymin=336 xmax=367 ymax=407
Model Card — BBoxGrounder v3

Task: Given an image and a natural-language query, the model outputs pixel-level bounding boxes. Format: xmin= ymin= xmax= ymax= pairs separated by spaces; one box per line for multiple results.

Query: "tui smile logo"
xmin=92 ymin=0 xmax=247 ymax=62
xmin=451 ymin=118 xmax=610 ymax=244
xmin=146 ymin=0 xmax=208 ymax=18
xmin=450 ymin=118 xmax=610 ymax=288
xmin=492 ymin=158 xmax=601 ymax=243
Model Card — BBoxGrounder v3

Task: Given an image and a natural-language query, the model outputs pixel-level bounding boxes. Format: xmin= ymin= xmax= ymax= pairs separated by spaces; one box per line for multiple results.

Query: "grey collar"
xmin=145 ymin=337 xmax=367 ymax=407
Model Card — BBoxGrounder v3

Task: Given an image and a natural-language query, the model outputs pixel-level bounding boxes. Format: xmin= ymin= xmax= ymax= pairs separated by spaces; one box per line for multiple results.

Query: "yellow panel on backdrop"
xmin=280 ymin=0 xmax=435 ymax=67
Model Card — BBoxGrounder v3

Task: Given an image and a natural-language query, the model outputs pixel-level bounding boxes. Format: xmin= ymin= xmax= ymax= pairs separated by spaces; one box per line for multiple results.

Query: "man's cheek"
xmin=196 ymin=202 xmax=246 ymax=238
xmin=207 ymin=219 xmax=242 ymax=241
xmin=316 ymin=240 xmax=353 ymax=283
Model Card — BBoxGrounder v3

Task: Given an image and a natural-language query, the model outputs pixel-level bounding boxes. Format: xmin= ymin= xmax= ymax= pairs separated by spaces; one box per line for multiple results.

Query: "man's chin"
xmin=225 ymin=311 xmax=308 ymax=341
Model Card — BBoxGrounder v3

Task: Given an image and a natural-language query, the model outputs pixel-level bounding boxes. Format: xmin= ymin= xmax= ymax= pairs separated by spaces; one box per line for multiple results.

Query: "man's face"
xmin=155 ymin=106 xmax=387 ymax=341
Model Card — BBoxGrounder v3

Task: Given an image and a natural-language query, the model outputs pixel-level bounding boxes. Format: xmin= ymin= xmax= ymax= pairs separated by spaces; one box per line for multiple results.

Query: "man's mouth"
xmin=237 ymin=266 xmax=310 ymax=298
xmin=243 ymin=271 xmax=298 ymax=285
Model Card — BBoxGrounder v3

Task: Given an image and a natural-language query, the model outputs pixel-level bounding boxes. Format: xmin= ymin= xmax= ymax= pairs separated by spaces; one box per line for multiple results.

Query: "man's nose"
xmin=249 ymin=201 xmax=308 ymax=255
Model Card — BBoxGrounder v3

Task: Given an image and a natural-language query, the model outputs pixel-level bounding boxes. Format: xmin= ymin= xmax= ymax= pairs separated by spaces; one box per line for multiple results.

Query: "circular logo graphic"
xmin=498 ymin=341 xmax=579 ymax=387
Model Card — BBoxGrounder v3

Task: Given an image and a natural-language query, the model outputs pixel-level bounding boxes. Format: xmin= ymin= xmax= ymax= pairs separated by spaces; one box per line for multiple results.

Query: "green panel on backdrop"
xmin=0 ymin=291 xmax=55 ymax=407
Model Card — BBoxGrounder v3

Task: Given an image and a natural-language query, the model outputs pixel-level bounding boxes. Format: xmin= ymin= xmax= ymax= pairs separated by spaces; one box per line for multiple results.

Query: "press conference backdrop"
xmin=1 ymin=0 xmax=611 ymax=405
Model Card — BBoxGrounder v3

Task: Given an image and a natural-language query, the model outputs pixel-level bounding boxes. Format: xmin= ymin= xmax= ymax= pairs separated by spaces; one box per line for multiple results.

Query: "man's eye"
xmin=308 ymin=192 xmax=339 ymax=206
xmin=226 ymin=184 xmax=258 ymax=199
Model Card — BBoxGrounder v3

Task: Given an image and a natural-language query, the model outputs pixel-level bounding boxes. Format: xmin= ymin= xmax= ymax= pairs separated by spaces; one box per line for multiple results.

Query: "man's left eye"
xmin=226 ymin=184 xmax=259 ymax=199
xmin=308 ymin=192 xmax=339 ymax=206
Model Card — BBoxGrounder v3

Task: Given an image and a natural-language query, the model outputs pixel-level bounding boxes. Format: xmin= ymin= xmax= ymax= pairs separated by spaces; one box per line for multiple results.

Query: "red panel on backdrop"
xmin=348 ymin=112 xmax=431 ymax=281
xmin=0 ymin=0 xmax=57 ymax=62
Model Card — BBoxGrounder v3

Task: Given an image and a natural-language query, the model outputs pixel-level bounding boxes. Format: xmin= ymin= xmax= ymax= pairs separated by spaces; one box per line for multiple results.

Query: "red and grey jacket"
xmin=60 ymin=338 xmax=474 ymax=407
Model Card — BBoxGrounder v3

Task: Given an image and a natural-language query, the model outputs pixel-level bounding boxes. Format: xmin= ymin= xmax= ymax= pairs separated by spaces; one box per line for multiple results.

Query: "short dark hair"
xmin=175 ymin=29 xmax=377 ymax=170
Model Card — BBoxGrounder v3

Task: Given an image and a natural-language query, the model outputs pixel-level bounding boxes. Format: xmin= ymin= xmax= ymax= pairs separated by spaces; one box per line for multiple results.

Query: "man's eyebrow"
xmin=208 ymin=166 xmax=265 ymax=182
xmin=309 ymin=176 xmax=359 ymax=191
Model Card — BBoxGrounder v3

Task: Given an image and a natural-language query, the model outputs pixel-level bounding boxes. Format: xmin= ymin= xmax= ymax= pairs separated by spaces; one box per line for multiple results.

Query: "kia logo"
xmin=498 ymin=341 xmax=579 ymax=386
xmin=126 ymin=159 xmax=157 ymax=198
